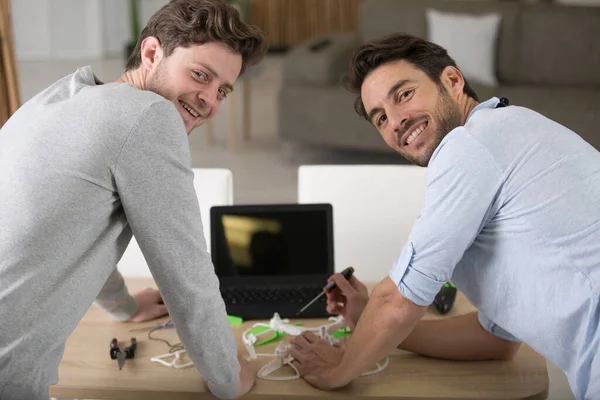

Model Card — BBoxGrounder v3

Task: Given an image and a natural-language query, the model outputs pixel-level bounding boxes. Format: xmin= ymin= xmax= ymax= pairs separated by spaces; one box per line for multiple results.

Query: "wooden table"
xmin=50 ymin=278 xmax=549 ymax=400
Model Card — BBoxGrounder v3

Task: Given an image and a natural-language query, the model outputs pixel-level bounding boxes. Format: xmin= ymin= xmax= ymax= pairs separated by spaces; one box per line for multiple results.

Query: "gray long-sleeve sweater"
xmin=0 ymin=66 xmax=240 ymax=399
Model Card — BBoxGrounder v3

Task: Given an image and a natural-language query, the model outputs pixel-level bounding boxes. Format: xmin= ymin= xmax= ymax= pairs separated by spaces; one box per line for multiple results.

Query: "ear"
xmin=440 ymin=66 xmax=465 ymax=99
xmin=139 ymin=36 xmax=163 ymax=72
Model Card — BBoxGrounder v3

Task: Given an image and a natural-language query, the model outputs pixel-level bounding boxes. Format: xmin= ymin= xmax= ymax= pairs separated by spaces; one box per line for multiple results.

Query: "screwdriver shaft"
xmin=297 ymin=291 xmax=324 ymax=315
xmin=296 ymin=267 xmax=355 ymax=316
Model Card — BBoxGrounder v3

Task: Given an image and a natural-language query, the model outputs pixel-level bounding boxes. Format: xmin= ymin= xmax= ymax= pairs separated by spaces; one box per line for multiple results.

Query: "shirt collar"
xmin=77 ymin=65 xmax=103 ymax=86
xmin=466 ymin=97 xmax=500 ymax=123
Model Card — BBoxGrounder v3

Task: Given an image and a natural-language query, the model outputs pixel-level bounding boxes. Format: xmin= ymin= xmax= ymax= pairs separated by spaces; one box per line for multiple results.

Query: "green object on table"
xmin=444 ymin=281 xmax=456 ymax=288
xmin=332 ymin=326 xmax=352 ymax=339
xmin=248 ymin=323 xmax=303 ymax=346
xmin=246 ymin=323 xmax=351 ymax=345
xmin=228 ymin=315 xmax=243 ymax=325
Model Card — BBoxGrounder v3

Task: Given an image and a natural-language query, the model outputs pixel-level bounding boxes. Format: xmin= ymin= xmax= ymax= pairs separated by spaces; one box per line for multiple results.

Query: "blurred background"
xmin=2 ymin=0 xmax=600 ymax=207
xmin=1 ymin=1 xmax=599 ymax=397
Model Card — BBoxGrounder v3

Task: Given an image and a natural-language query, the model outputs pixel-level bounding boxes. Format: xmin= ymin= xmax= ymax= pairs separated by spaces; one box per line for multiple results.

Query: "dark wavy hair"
xmin=126 ymin=0 xmax=268 ymax=74
xmin=343 ymin=33 xmax=479 ymax=120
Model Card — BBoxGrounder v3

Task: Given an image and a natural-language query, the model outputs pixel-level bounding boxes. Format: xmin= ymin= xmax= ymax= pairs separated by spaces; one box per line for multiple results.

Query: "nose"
xmin=197 ymin=87 xmax=219 ymax=112
xmin=387 ymin=108 xmax=409 ymax=134
xmin=385 ymin=109 xmax=410 ymax=147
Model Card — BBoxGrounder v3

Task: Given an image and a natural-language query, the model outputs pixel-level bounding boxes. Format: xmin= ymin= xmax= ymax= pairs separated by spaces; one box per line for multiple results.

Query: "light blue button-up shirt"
xmin=389 ymin=97 xmax=600 ymax=399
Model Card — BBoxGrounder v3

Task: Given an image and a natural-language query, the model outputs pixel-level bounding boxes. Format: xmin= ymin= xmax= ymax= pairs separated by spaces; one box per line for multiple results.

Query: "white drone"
xmin=151 ymin=312 xmax=389 ymax=381
xmin=242 ymin=313 xmax=389 ymax=381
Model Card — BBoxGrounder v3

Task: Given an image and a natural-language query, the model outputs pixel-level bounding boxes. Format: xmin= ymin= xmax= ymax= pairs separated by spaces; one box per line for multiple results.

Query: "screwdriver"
xmin=296 ymin=266 xmax=355 ymax=316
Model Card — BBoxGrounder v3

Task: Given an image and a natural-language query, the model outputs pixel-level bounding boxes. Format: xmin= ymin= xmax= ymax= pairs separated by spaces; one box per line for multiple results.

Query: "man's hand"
xmin=128 ymin=288 xmax=169 ymax=322
xmin=326 ymin=273 xmax=369 ymax=330
xmin=234 ymin=354 xmax=257 ymax=398
xmin=289 ymin=331 xmax=346 ymax=390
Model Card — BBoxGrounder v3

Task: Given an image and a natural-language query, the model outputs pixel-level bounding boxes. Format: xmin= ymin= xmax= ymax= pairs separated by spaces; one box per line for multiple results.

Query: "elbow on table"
xmin=372 ymin=277 xmax=427 ymax=328
xmin=493 ymin=340 xmax=522 ymax=361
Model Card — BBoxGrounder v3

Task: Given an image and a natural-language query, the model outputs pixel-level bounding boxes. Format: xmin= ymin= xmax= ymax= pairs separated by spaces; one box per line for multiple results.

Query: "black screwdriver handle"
xmin=323 ymin=266 xmax=354 ymax=293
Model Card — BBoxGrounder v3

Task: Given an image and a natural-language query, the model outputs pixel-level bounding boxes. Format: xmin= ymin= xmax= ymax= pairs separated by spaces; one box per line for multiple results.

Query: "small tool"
xmin=110 ymin=337 xmax=137 ymax=370
xmin=297 ymin=266 xmax=355 ymax=316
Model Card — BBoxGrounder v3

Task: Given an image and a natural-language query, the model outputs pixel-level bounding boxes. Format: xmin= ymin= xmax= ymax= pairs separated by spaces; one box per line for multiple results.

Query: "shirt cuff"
xmin=206 ymin=375 xmax=241 ymax=399
xmin=94 ymin=286 xmax=139 ymax=321
xmin=477 ymin=312 xmax=521 ymax=342
xmin=388 ymin=241 xmax=445 ymax=306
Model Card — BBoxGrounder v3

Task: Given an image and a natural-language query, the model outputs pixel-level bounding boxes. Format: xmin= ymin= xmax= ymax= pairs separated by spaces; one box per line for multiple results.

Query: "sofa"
xmin=278 ymin=0 xmax=600 ymax=154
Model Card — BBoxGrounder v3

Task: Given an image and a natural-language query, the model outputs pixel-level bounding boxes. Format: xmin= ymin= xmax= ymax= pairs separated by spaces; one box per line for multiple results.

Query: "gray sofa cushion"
xmin=512 ymin=4 xmax=600 ymax=87
xmin=360 ymin=0 xmax=520 ymax=85
xmin=282 ymin=33 xmax=361 ymax=86
xmin=279 ymin=86 xmax=393 ymax=153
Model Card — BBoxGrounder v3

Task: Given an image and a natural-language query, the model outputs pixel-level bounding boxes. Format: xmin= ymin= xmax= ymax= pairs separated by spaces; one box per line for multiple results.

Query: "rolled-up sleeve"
xmin=389 ymin=128 xmax=504 ymax=306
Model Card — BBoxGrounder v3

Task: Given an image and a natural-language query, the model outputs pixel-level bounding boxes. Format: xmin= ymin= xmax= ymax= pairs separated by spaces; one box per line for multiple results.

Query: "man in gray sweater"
xmin=0 ymin=1 xmax=267 ymax=399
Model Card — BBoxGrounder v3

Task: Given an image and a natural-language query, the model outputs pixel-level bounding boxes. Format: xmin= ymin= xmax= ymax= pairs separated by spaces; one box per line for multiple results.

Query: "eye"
xmin=399 ymin=89 xmax=414 ymax=101
xmin=376 ymin=114 xmax=387 ymax=127
xmin=218 ymin=88 xmax=228 ymax=98
xmin=194 ymin=71 xmax=208 ymax=82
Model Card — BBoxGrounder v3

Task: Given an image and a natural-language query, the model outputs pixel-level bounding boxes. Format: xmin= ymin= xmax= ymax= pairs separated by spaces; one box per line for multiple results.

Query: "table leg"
xmin=204 ymin=118 xmax=214 ymax=146
xmin=242 ymin=79 xmax=251 ymax=142
xmin=228 ymin=89 xmax=238 ymax=152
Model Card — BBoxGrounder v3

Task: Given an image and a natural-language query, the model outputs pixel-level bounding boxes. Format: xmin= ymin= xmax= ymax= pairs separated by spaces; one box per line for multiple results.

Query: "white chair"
xmin=118 ymin=168 xmax=234 ymax=277
xmin=298 ymin=165 xmax=427 ymax=282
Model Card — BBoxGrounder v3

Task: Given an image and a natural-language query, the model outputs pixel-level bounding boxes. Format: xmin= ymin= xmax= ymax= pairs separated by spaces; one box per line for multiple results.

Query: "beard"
xmin=146 ymin=61 xmax=173 ymax=100
xmin=402 ymin=87 xmax=462 ymax=167
xmin=145 ymin=61 xmax=206 ymax=134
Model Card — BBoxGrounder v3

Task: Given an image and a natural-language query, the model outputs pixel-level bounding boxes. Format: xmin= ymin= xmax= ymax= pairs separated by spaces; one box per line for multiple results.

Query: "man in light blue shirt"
xmin=288 ymin=33 xmax=600 ymax=399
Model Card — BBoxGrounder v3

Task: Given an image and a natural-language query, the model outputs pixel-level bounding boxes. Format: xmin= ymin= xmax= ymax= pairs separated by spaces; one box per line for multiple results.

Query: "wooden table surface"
xmin=50 ymin=278 xmax=549 ymax=400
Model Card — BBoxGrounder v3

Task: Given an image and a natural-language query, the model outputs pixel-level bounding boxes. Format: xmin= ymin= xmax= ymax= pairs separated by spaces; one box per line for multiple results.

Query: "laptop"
xmin=210 ymin=203 xmax=334 ymax=320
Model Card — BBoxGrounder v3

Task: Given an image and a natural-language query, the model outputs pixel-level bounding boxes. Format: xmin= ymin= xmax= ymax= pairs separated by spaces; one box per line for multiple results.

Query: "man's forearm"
xmin=333 ymin=277 xmax=427 ymax=386
xmin=398 ymin=311 xmax=521 ymax=361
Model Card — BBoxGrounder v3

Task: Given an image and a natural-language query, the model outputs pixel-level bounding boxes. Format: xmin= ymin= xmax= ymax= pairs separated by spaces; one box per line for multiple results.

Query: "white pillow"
xmin=426 ymin=8 xmax=502 ymax=86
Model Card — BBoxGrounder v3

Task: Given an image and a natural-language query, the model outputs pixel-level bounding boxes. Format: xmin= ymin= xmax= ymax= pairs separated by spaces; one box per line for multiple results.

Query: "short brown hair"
xmin=343 ymin=33 xmax=479 ymax=120
xmin=126 ymin=0 xmax=268 ymax=74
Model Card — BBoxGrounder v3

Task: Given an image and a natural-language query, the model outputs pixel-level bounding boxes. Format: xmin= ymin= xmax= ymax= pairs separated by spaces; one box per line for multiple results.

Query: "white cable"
xmin=360 ymin=356 xmax=390 ymax=376
xmin=150 ymin=349 xmax=194 ymax=369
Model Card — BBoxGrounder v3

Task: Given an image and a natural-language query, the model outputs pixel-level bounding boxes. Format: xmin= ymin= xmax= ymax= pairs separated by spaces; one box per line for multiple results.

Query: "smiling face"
xmin=361 ymin=60 xmax=462 ymax=166
xmin=145 ymin=41 xmax=242 ymax=134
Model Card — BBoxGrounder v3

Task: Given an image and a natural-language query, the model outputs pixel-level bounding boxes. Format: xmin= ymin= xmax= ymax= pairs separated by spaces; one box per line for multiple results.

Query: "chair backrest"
xmin=298 ymin=165 xmax=427 ymax=283
xmin=118 ymin=168 xmax=234 ymax=277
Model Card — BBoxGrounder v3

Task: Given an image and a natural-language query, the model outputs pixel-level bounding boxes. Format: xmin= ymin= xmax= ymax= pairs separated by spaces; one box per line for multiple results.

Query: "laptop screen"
xmin=210 ymin=203 xmax=334 ymax=280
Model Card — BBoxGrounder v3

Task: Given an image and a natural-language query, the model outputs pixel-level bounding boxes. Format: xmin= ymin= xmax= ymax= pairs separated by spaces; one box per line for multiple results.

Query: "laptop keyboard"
xmin=221 ymin=285 xmax=326 ymax=305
